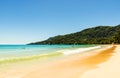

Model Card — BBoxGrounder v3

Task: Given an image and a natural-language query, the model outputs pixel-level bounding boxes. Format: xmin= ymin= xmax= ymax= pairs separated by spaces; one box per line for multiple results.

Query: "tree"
xmin=113 ymin=30 xmax=120 ymax=44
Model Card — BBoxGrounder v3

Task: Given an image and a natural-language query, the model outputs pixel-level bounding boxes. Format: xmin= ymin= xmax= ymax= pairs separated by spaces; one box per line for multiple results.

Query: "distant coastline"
xmin=29 ymin=24 xmax=120 ymax=45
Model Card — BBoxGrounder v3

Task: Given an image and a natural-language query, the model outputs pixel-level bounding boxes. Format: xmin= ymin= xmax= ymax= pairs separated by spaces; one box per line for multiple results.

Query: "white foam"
xmin=61 ymin=46 xmax=101 ymax=55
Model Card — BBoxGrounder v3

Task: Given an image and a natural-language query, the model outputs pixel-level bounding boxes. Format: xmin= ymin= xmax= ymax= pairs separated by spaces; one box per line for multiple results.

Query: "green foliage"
xmin=29 ymin=25 xmax=120 ymax=44
xmin=113 ymin=30 xmax=120 ymax=43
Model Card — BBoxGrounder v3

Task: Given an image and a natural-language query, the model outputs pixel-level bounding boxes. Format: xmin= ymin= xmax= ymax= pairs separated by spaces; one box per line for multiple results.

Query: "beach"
xmin=0 ymin=45 xmax=119 ymax=78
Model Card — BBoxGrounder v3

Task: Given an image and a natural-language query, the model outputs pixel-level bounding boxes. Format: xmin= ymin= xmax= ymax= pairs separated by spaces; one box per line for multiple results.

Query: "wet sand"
xmin=81 ymin=45 xmax=120 ymax=78
xmin=0 ymin=45 xmax=119 ymax=78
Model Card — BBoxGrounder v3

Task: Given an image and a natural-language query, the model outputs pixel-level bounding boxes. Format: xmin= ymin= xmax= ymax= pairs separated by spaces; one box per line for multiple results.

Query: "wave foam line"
xmin=61 ymin=46 xmax=101 ymax=55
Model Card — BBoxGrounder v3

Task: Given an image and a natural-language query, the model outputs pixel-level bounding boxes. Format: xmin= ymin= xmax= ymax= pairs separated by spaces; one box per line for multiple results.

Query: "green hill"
xmin=29 ymin=25 xmax=120 ymax=44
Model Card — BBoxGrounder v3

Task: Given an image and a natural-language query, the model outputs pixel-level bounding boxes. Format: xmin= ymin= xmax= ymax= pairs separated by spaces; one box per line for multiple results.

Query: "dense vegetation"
xmin=113 ymin=29 xmax=120 ymax=44
xmin=29 ymin=25 xmax=120 ymax=44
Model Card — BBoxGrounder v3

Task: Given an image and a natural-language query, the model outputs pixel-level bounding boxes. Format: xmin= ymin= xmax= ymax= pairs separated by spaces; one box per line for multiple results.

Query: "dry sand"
xmin=0 ymin=45 xmax=120 ymax=78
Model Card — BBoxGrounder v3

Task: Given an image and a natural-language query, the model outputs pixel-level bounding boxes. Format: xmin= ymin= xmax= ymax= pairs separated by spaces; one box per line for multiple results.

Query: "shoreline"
xmin=0 ymin=45 xmax=118 ymax=78
xmin=0 ymin=45 xmax=102 ymax=65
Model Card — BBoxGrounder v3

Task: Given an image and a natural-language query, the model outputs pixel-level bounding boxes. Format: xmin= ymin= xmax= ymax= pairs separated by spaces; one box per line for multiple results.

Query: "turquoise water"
xmin=0 ymin=45 xmax=96 ymax=64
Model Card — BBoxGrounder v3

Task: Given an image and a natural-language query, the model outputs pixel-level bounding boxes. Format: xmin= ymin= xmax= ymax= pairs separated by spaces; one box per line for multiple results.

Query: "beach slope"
xmin=1 ymin=45 xmax=119 ymax=78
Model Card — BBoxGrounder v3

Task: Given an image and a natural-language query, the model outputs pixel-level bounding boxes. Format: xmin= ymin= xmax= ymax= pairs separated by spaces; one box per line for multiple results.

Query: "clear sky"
xmin=0 ymin=0 xmax=120 ymax=44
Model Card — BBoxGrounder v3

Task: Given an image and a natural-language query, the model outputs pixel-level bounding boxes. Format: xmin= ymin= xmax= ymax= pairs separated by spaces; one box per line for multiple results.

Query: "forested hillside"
xmin=29 ymin=25 xmax=120 ymax=44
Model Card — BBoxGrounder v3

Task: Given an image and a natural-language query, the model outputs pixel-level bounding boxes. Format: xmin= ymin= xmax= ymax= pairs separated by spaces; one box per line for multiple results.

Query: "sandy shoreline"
xmin=0 ymin=45 xmax=119 ymax=78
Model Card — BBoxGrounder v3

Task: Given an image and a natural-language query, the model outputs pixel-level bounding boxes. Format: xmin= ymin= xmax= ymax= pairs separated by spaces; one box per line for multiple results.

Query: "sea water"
xmin=0 ymin=45 xmax=99 ymax=64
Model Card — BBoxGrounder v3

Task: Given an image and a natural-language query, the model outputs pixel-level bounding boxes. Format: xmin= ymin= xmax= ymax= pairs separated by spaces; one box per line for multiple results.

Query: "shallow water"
xmin=0 ymin=45 xmax=97 ymax=64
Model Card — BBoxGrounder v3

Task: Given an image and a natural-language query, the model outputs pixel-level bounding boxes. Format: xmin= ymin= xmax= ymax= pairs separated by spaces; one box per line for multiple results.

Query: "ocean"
xmin=0 ymin=45 xmax=100 ymax=64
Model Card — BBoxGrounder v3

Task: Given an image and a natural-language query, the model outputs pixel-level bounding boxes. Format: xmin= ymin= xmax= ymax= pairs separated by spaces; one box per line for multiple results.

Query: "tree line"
xmin=29 ymin=25 xmax=120 ymax=44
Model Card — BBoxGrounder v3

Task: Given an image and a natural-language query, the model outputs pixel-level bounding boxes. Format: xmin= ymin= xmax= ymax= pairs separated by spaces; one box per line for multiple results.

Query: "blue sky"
xmin=0 ymin=0 xmax=120 ymax=44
